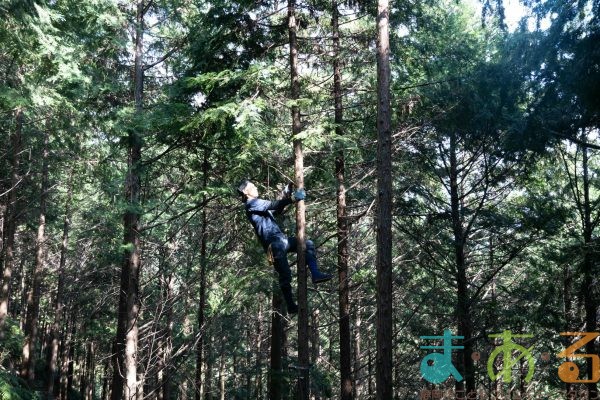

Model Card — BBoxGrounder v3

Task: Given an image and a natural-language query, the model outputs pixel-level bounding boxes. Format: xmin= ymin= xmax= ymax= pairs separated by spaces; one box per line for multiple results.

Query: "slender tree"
xmin=22 ymin=129 xmax=50 ymax=382
xmin=288 ymin=0 xmax=310 ymax=397
xmin=0 ymin=108 xmax=23 ymax=327
xmin=195 ymin=152 xmax=210 ymax=400
xmin=375 ymin=0 xmax=394 ymax=397
xmin=112 ymin=1 xmax=145 ymax=398
xmin=332 ymin=1 xmax=353 ymax=398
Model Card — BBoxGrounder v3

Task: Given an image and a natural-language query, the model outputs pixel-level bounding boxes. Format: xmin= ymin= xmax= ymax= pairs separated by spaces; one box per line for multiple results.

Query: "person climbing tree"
xmin=237 ymin=180 xmax=332 ymax=314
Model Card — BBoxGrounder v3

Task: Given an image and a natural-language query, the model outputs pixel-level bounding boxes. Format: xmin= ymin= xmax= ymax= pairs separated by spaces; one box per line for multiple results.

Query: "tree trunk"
xmin=367 ymin=339 xmax=373 ymax=398
xmin=269 ymin=282 xmax=284 ymax=400
xmin=47 ymin=172 xmax=73 ymax=399
xmin=157 ymin=261 xmax=173 ymax=400
xmin=204 ymin=335 xmax=213 ymax=400
xmin=67 ymin=319 xmax=76 ymax=398
xmin=81 ymin=341 xmax=95 ymax=400
xmin=449 ymin=133 xmax=475 ymax=394
xmin=255 ymin=304 xmax=263 ymax=399
xmin=288 ymin=0 xmax=310 ymax=397
xmin=112 ymin=2 xmax=144 ymax=399
xmin=60 ymin=313 xmax=73 ymax=400
xmin=22 ymin=129 xmax=50 ymax=382
xmin=195 ymin=152 xmax=210 ymax=400
xmin=18 ymin=253 xmax=28 ymax=329
xmin=332 ymin=2 xmax=353 ymax=398
xmin=0 ymin=108 xmax=23 ymax=326
xmin=580 ymin=142 xmax=597 ymax=399
xmin=375 ymin=0 xmax=393 ymax=398
xmin=352 ymin=299 xmax=362 ymax=399
xmin=179 ymin=378 xmax=188 ymax=400
xmin=563 ymin=262 xmax=573 ymax=396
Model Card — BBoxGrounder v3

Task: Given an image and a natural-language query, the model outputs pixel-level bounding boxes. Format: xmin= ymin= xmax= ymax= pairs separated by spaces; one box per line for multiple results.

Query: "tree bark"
xmin=367 ymin=338 xmax=373 ymax=398
xmin=352 ymin=299 xmax=362 ymax=399
xmin=375 ymin=0 xmax=393 ymax=398
xmin=22 ymin=129 xmax=50 ymax=382
xmin=204 ymin=335 xmax=213 ymax=400
xmin=195 ymin=152 xmax=210 ymax=400
xmin=449 ymin=133 xmax=475 ymax=394
xmin=288 ymin=0 xmax=310 ymax=397
xmin=112 ymin=2 xmax=144 ymax=398
xmin=332 ymin=2 xmax=353 ymax=398
xmin=67 ymin=318 xmax=76 ymax=398
xmin=0 ymin=108 xmax=23 ymax=326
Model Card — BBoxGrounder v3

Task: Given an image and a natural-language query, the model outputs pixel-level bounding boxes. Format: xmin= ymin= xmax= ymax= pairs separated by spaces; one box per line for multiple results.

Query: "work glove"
xmin=292 ymin=189 xmax=306 ymax=202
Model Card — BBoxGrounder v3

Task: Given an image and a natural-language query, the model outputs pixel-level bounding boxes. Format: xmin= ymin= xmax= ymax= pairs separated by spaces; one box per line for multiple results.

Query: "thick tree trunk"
xmin=22 ymin=129 xmax=50 ymax=382
xmin=269 ymin=283 xmax=284 ymax=400
xmin=288 ymin=0 xmax=310 ymax=397
xmin=375 ymin=0 xmax=393 ymax=398
xmin=332 ymin=2 xmax=353 ymax=398
xmin=112 ymin=2 xmax=144 ymax=399
xmin=449 ymin=133 xmax=475 ymax=394
xmin=47 ymin=172 xmax=73 ymax=399
xmin=0 ymin=108 xmax=23 ymax=326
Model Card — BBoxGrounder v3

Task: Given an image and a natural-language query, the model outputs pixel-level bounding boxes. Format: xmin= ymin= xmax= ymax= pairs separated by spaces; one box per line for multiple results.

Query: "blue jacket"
xmin=245 ymin=197 xmax=292 ymax=249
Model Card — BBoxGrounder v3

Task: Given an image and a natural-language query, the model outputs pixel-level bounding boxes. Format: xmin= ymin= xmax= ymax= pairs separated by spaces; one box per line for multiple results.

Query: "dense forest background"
xmin=0 ymin=0 xmax=599 ymax=399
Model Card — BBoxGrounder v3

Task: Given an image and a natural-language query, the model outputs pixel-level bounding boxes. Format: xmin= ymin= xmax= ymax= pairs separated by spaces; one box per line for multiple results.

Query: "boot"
xmin=281 ymin=285 xmax=298 ymax=314
xmin=307 ymin=260 xmax=333 ymax=284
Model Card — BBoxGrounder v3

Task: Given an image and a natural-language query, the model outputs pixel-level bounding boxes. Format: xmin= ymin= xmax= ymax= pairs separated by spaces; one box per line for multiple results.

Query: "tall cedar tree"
xmin=376 ymin=0 xmax=394 ymax=398
xmin=112 ymin=1 xmax=145 ymax=398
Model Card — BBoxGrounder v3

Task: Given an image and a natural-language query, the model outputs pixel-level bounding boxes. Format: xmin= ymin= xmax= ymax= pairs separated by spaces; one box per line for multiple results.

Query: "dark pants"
xmin=269 ymin=236 xmax=318 ymax=302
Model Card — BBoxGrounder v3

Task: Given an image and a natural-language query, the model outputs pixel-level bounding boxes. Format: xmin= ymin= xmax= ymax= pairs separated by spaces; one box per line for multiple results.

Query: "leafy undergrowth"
xmin=0 ymin=370 xmax=42 ymax=400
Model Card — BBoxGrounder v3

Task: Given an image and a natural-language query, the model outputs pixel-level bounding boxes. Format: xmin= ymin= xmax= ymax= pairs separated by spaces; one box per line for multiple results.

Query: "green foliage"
xmin=0 ymin=318 xmax=24 ymax=366
xmin=0 ymin=370 xmax=42 ymax=400
xmin=0 ymin=0 xmax=598 ymax=398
